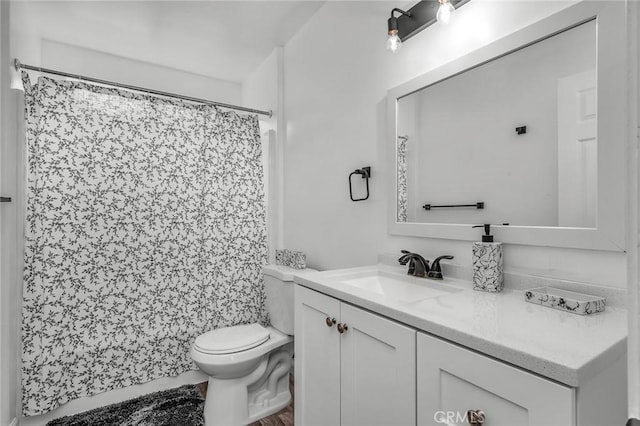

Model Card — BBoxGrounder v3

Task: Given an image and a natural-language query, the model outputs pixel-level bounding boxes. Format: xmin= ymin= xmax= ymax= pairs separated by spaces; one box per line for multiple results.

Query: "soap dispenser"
xmin=472 ymin=224 xmax=504 ymax=292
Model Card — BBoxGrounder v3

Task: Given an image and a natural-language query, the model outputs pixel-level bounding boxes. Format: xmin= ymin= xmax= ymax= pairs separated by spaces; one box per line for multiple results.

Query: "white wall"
xmin=243 ymin=48 xmax=285 ymax=262
xmin=283 ymin=0 xmax=627 ymax=288
xmin=11 ymin=1 xmax=242 ymax=104
xmin=628 ymin=0 xmax=640 ymax=419
xmin=243 ymin=48 xmax=280 ymax=133
xmin=0 ymin=1 xmax=19 ymax=425
xmin=12 ymin=39 xmax=241 ymax=106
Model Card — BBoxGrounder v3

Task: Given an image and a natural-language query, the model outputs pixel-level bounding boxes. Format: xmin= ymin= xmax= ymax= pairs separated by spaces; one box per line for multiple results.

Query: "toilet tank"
xmin=263 ymin=264 xmax=316 ymax=335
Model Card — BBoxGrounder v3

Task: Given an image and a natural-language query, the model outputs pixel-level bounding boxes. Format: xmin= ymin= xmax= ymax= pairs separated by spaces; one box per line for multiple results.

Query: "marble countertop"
xmin=293 ymin=264 xmax=627 ymax=387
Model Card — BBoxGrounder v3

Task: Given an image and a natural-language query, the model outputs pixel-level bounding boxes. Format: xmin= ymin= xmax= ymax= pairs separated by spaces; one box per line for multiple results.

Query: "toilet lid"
xmin=194 ymin=323 xmax=271 ymax=355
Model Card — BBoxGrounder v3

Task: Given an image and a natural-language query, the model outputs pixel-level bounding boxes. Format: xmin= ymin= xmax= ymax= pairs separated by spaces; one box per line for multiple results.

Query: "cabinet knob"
xmin=467 ymin=410 xmax=485 ymax=425
xmin=337 ymin=323 xmax=348 ymax=334
xmin=325 ymin=317 xmax=336 ymax=327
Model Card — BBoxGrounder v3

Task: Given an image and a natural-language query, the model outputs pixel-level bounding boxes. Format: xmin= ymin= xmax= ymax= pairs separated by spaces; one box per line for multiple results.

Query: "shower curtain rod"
xmin=14 ymin=59 xmax=273 ymax=118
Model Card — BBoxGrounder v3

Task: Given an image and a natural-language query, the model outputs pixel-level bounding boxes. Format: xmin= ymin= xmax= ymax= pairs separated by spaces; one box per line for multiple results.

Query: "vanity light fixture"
xmin=386 ymin=0 xmax=470 ymax=51
xmin=387 ymin=8 xmax=412 ymax=52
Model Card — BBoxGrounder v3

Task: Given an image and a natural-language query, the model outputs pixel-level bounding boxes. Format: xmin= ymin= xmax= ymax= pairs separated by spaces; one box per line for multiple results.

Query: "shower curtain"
xmin=21 ymin=74 xmax=268 ymax=416
xmin=397 ymin=137 xmax=408 ymax=222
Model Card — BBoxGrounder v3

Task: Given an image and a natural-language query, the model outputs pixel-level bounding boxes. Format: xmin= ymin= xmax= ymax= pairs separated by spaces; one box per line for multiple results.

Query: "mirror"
xmin=397 ymin=20 xmax=595 ymax=227
xmin=387 ymin=2 xmax=626 ymax=250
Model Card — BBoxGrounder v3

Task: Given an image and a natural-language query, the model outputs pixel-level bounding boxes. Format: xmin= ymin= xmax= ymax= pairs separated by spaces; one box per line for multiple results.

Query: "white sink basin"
xmin=336 ymin=270 xmax=460 ymax=303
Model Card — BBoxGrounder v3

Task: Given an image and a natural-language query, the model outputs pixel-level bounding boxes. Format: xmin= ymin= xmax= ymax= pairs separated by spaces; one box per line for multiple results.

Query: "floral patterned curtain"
xmin=397 ymin=136 xmax=408 ymax=222
xmin=21 ymin=74 xmax=267 ymax=416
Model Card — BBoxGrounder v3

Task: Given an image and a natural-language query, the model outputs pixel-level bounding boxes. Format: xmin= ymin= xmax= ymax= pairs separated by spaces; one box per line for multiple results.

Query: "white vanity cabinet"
xmin=417 ymin=332 xmax=575 ymax=426
xmin=294 ymin=274 xmax=626 ymax=426
xmin=295 ymin=285 xmax=416 ymax=426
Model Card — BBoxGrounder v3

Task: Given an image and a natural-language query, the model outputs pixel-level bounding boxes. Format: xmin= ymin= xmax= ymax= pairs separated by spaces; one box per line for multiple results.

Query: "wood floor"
xmin=197 ymin=375 xmax=294 ymax=426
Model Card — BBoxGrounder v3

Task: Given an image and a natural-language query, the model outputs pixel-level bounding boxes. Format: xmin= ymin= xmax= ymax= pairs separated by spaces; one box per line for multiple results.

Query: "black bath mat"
xmin=46 ymin=384 xmax=205 ymax=426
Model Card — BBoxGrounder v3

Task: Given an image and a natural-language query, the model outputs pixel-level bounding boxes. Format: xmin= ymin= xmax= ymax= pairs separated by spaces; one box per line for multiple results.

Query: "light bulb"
xmin=436 ymin=0 xmax=455 ymax=24
xmin=387 ymin=30 xmax=402 ymax=52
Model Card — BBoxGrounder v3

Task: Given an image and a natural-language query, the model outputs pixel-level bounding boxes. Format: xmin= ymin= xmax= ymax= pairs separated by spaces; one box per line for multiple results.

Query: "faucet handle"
xmin=428 ymin=255 xmax=454 ymax=279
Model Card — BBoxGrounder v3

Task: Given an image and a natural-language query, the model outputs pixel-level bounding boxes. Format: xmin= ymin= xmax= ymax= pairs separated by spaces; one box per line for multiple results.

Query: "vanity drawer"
xmin=417 ymin=332 xmax=575 ymax=426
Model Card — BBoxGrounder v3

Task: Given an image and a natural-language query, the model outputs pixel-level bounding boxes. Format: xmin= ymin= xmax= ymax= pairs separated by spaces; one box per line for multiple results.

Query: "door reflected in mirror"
xmin=396 ymin=19 xmax=596 ymax=228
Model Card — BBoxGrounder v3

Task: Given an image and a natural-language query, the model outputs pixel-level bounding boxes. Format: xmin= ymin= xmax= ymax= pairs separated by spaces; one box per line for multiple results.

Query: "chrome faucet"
xmin=398 ymin=251 xmax=454 ymax=280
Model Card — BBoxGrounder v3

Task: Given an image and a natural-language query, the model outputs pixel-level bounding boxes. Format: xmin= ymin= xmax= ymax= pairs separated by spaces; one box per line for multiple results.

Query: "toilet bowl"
xmin=190 ymin=324 xmax=293 ymax=425
xmin=190 ymin=264 xmax=313 ymax=426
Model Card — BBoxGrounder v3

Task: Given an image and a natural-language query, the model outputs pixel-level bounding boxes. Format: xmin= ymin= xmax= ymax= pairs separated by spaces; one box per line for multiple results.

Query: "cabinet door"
xmin=294 ymin=285 xmax=341 ymax=426
xmin=340 ymin=303 xmax=416 ymax=426
xmin=417 ymin=332 xmax=575 ymax=426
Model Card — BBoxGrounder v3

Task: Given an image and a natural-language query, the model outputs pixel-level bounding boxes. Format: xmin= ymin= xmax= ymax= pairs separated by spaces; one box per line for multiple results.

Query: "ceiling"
xmin=10 ymin=1 xmax=325 ymax=83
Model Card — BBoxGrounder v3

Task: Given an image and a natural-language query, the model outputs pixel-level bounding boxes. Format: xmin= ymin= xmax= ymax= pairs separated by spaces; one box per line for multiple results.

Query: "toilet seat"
xmin=194 ymin=323 xmax=271 ymax=355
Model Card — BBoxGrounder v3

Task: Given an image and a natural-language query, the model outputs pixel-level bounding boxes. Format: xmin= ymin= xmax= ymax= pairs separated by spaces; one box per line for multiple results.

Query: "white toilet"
xmin=190 ymin=264 xmax=311 ymax=426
